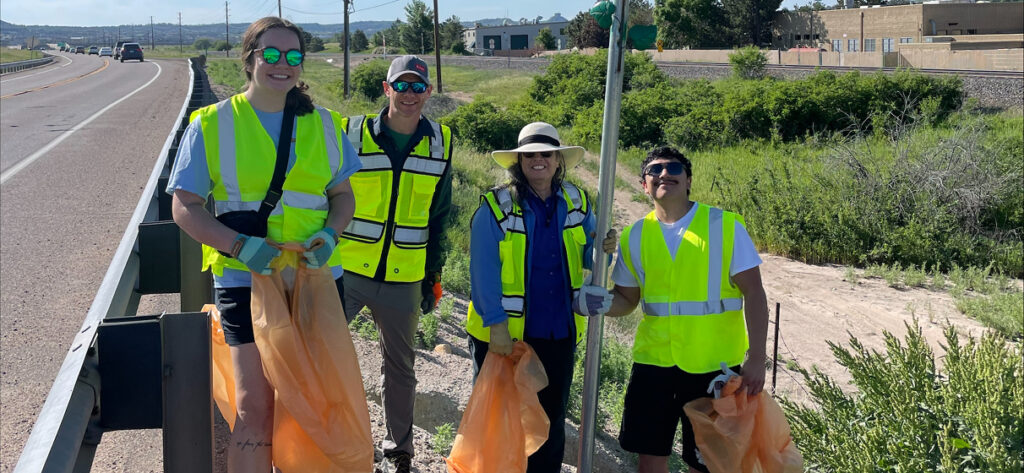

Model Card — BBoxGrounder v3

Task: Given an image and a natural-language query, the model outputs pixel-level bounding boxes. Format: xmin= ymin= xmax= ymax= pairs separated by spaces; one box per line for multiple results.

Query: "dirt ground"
xmin=335 ymin=151 xmax=992 ymax=473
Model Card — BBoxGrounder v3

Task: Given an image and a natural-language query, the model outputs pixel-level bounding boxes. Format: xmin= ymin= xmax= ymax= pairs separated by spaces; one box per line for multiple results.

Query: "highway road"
xmin=1 ymin=51 xmax=189 ymax=472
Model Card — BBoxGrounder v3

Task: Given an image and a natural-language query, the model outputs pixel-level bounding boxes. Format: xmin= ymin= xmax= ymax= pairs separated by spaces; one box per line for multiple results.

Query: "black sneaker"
xmin=376 ymin=452 xmax=412 ymax=473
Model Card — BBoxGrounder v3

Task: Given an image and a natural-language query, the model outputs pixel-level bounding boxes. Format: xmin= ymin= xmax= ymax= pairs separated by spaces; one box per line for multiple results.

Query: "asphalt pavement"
xmin=1 ymin=52 xmax=189 ymax=472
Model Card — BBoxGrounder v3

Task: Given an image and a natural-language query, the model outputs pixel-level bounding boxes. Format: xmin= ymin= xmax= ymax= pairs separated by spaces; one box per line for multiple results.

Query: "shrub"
xmin=729 ymin=46 xmax=767 ymax=80
xmin=781 ymin=323 xmax=1023 ymax=472
xmin=351 ymin=59 xmax=390 ymax=100
xmin=438 ymin=100 xmax=526 ymax=152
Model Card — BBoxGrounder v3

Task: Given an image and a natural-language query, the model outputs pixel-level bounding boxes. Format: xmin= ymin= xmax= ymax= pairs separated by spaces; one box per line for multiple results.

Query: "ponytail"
xmin=286 ymin=81 xmax=314 ymax=116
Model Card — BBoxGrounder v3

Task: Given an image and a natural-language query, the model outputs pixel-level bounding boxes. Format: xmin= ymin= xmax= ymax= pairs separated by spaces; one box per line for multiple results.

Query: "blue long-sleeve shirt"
xmin=470 ymin=185 xmax=596 ymax=340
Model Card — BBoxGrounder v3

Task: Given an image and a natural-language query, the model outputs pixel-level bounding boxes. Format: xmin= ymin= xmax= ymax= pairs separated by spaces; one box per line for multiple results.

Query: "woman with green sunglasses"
xmin=167 ymin=16 xmax=366 ymax=472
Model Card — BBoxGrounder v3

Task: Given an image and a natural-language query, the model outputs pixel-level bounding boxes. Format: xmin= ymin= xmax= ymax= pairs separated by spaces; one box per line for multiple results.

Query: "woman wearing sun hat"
xmin=464 ymin=122 xmax=615 ymax=471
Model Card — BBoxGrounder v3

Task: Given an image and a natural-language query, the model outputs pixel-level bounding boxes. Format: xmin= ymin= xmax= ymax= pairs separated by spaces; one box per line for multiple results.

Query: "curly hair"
xmin=240 ymin=17 xmax=314 ymax=116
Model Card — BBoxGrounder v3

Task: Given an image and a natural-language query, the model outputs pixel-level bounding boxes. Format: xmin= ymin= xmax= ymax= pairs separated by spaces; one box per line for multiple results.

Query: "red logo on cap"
xmin=415 ymin=64 xmax=426 ymax=72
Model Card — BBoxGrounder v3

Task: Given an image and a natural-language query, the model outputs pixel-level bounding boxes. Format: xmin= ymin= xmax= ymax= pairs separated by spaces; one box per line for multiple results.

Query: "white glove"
xmin=573 ymin=283 xmax=613 ymax=317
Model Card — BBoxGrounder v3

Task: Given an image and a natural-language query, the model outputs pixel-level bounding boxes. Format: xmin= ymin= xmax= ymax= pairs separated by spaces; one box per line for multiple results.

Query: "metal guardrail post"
xmin=0 ymin=55 xmax=55 ymax=74
xmin=161 ymin=312 xmax=214 ymax=473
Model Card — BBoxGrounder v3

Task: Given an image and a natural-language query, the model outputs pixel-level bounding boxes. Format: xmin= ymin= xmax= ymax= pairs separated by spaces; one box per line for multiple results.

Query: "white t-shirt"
xmin=611 ymin=203 xmax=763 ymax=288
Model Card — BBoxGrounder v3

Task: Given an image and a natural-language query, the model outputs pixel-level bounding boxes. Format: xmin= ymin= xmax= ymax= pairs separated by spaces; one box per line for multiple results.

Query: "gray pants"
xmin=342 ymin=273 xmax=422 ymax=457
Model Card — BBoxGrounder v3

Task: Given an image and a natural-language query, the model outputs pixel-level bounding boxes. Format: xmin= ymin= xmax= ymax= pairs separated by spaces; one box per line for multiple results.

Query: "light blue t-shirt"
xmin=166 ymin=107 xmax=362 ymax=288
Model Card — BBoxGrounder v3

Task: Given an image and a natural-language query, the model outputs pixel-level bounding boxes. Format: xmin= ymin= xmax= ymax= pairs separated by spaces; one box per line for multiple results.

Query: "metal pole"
xmin=225 ymin=2 xmax=230 ymax=58
xmin=278 ymin=0 xmax=282 ymax=18
xmin=343 ymin=0 xmax=350 ymax=98
xmin=150 ymin=16 xmax=155 ymax=51
xmin=577 ymin=1 xmax=629 ymax=471
xmin=772 ymin=302 xmax=780 ymax=395
xmin=432 ymin=0 xmax=442 ymax=93
xmin=178 ymin=12 xmax=183 ymax=54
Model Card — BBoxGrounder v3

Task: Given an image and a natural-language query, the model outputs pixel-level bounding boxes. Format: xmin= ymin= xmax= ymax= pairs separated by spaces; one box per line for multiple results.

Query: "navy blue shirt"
xmin=523 ymin=190 xmax=573 ymax=340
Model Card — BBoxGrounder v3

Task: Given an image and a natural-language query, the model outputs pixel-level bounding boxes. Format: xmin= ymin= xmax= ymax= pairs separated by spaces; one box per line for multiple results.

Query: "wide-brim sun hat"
xmin=492 ymin=122 xmax=585 ymax=170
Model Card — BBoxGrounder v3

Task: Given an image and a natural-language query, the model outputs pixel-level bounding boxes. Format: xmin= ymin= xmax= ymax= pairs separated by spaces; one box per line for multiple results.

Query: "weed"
xmin=431 ymin=422 xmax=457 ymax=455
xmin=928 ymin=263 xmax=947 ymax=291
xmin=955 ymin=292 xmax=1023 ymax=339
xmin=903 ymin=264 xmax=929 ymax=288
xmin=418 ymin=310 xmax=440 ymax=349
xmin=438 ymin=296 xmax=455 ymax=324
xmin=843 ymin=266 xmax=859 ymax=284
xmin=348 ymin=312 xmax=379 ymax=341
xmin=781 ymin=323 xmax=1023 ymax=472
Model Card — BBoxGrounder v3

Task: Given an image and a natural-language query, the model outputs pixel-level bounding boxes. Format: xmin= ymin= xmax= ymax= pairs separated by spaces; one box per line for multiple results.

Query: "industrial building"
xmin=772 ymin=2 xmax=1023 ymax=52
xmin=462 ymin=14 xmax=570 ymax=54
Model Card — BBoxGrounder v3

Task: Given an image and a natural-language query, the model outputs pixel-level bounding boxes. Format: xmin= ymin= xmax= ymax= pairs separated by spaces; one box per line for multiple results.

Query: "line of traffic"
xmin=0 ymin=61 xmax=163 ymax=185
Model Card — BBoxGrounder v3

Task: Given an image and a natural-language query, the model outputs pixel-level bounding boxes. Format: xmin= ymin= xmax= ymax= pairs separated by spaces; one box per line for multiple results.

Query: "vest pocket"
xmin=350 ymin=173 xmax=387 ymax=219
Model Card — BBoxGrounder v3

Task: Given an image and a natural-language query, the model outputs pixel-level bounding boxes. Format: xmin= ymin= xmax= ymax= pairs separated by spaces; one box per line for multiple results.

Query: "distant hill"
xmin=1 ymin=19 xmax=400 ymax=47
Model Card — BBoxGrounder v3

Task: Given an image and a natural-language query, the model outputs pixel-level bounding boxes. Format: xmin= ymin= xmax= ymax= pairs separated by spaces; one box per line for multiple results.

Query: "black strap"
xmin=257 ymin=107 xmax=296 ymax=221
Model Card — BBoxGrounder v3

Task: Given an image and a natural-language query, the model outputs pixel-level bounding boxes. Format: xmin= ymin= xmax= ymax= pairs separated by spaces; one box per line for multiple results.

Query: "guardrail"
xmin=0 ymin=55 xmax=55 ymax=74
xmin=14 ymin=56 xmax=217 ymax=473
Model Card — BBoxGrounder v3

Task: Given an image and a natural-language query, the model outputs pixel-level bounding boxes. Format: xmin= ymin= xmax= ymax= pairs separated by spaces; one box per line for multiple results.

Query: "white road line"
xmin=0 ymin=55 xmax=74 ymax=83
xmin=0 ymin=61 xmax=163 ymax=185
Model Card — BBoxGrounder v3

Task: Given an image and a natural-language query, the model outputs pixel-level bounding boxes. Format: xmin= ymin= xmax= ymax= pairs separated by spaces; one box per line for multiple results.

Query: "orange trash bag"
xmin=445 ymin=341 xmax=550 ymax=473
xmin=683 ymin=373 xmax=803 ymax=473
xmin=204 ymin=304 xmax=237 ymax=431
xmin=251 ymin=261 xmax=373 ymax=473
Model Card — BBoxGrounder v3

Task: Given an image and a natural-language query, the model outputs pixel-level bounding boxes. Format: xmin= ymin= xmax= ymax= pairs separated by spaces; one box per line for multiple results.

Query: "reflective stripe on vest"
xmin=195 ymin=95 xmax=344 ymax=276
xmin=622 ymin=204 xmax=748 ymax=373
xmin=337 ymin=114 xmax=451 ymax=282
xmin=465 ymin=182 xmax=589 ymax=344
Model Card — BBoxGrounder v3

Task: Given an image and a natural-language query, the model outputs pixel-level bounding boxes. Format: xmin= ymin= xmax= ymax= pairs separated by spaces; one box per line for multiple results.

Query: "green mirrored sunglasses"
xmin=259 ymin=47 xmax=304 ymax=66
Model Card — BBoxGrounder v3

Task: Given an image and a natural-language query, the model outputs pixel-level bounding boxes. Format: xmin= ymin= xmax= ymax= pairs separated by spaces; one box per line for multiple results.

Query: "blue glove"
xmin=573 ymin=283 xmax=613 ymax=317
xmin=235 ymin=235 xmax=280 ymax=275
xmin=302 ymin=227 xmax=337 ymax=269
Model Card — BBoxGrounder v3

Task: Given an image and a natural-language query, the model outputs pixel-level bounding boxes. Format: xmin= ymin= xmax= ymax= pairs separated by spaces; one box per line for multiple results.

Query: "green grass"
xmin=139 ymin=44 xmax=198 ymax=59
xmin=0 ymin=49 xmax=42 ymax=63
xmin=956 ymin=292 xmax=1024 ymax=340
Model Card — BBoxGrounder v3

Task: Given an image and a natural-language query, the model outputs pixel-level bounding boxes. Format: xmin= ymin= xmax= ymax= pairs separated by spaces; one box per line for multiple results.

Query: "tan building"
xmin=772 ymin=2 xmax=1024 ymax=52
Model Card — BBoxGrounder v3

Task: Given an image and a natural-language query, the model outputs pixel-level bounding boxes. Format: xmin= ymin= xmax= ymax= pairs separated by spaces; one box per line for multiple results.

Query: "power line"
xmin=352 ymin=0 xmax=401 ymax=14
xmin=282 ymin=5 xmax=344 ymax=15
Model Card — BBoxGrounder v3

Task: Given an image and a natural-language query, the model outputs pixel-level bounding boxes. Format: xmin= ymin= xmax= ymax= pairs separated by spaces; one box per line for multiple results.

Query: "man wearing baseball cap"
xmin=337 ymin=55 xmax=453 ymax=473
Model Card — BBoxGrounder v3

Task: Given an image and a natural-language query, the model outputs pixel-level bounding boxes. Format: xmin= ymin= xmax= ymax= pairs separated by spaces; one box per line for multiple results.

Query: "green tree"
xmin=351 ymin=30 xmax=369 ymax=51
xmin=193 ymin=37 xmax=213 ymax=55
xmin=331 ymin=31 xmax=347 ymax=49
xmin=401 ymin=0 xmax=434 ymax=53
xmin=536 ymin=27 xmax=557 ymax=50
xmin=629 ymin=0 xmax=655 ymax=27
xmin=655 ymin=0 xmax=729 ymax=48
xmin=439 ymin=15 xmax=465 ymax=53
xmin=728 ymin=45 xmax=767 ymax=78
xmin=214 ymin=40 xmax=232 ymax=52
xmin=301 ymin=29 xmax=325 ymax=52
xmin=722 ymin=0 xmax=783 ymax=46
xmin=565 ymin=11 xmax=609 ymax=48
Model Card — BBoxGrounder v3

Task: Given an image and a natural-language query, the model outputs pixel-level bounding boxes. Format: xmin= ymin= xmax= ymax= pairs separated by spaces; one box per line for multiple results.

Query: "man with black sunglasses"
xmin=336 ymin=55 xmax=452 ymax=473
xmin=602 ymin=147 xmax=769 ymax=473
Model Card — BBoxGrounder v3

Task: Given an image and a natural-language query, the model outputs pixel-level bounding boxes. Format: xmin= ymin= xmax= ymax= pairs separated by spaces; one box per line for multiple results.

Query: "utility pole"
xmin=343 ymin=0 xmax=350 ymax=98
xmin=432 ymin=0 xmax=442 ymax=93
xmin=278 ymin=0 xmax=282 ymax=18
xmin=150 ymin=16 xmax=155 ymax=51
xmin=117 ymin=26 xmax=120 ymax=44
xmin=179 ymin=12 xmax=183 ymax=53
xmin=225 ymin=1 xmax=230 ymax=57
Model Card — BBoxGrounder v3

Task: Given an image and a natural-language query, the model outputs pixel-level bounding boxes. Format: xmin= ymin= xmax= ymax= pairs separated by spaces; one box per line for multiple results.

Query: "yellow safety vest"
xmin=191 ymin=94 xmax=347 ymax=276
xmin=465 ymin=183 xmax=589 ymax=344
xmin=620 ymin=204 xmax=749 ymax=374
xmin=336 ymin=114 xmax=451 ymax=283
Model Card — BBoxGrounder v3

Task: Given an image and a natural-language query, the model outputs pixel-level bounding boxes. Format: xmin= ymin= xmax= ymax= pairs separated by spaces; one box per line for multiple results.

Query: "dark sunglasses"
xmin=522 ymin=151 xmax=554 ymax=158
xmin=391 ymin=80 xmax=428 ymax=94
xmin=259 ymin=47 xmax=304 ymax=66
xmin=644 ymin=162 xmax=685 ymax=176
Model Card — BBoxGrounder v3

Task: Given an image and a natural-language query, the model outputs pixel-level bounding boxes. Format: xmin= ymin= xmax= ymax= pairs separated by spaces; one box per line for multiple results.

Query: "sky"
xmin=1 ymin=0 xmax=805 ymax=27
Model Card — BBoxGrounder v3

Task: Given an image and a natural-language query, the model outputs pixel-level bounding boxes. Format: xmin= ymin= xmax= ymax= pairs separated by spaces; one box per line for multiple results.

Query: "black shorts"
xmin=215 ymin=276 xmax=345 ymax=346
xmin=618 ymin=362 xmax=741 ymax=473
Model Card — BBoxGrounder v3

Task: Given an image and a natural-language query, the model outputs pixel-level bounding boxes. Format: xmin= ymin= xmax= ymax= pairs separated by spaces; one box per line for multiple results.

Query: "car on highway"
xmin=119 ymin=43 xmax=144 ymax=62
xmin=75 ymin=46 xmax=85 ymax=54
xmin=114 ymin=41 xmax=126 ymax=59
xmin=99 ymin=47 xmax=113 ymax=57
xmin=88 ymin=46 xmax=99 ymax=55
